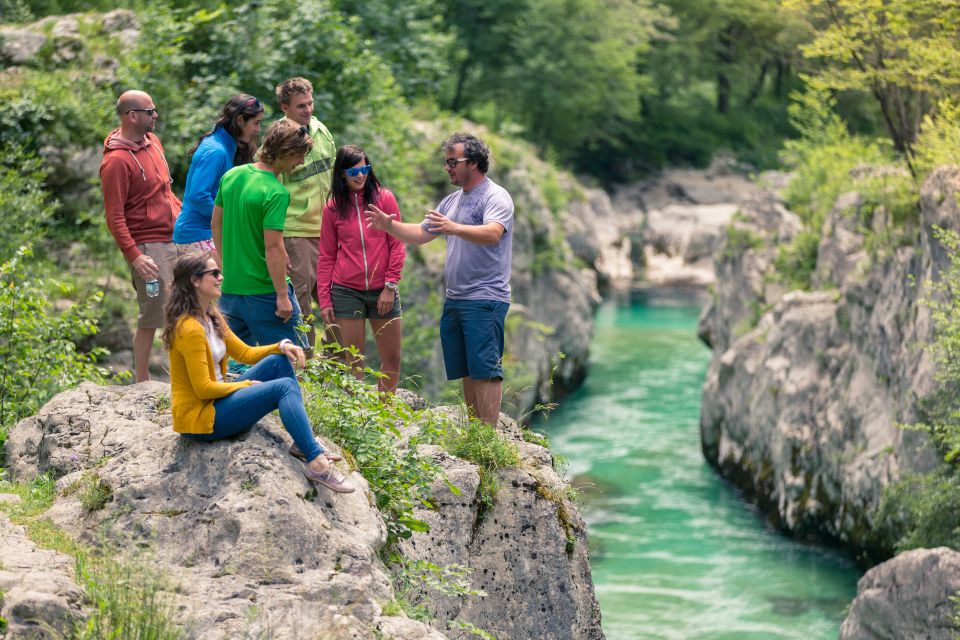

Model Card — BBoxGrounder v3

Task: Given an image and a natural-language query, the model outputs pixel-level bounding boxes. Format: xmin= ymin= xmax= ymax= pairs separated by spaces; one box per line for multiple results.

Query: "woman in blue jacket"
xmin=174 ymin=94 xmax=265 ymax=255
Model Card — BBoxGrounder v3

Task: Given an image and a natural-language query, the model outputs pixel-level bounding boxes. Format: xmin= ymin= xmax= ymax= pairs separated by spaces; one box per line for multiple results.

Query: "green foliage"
xmin=875 ymin=469 xmax=960 ymax=553
xmin=722 ymin=224 xmax=764 ymax=258
xmin=73 ymin=553 xmax=183 ymax=640
xmin=785 ymin=0 xmax=960 ymax=167
xmin=385 ymin=555 xmax=493 ymax=638
xmin=422 ymin=412 xmax=519 ymax=516
xmin=0 ymin=246 xmax=109 ymax=447
xmin=772 ymin=229 xmax=820 ymax=291
xmin=0 ymin=146 xmax=56 ymax=258
xmin=77 ymin=472 xmax=113 ymax=512
xmin=780 ymin=88 xmax=893 ymax=226
xmin=301 ymin=349 xmax=442 ymax=545
xmin=914 ymin=99 xmax=960 ymax=180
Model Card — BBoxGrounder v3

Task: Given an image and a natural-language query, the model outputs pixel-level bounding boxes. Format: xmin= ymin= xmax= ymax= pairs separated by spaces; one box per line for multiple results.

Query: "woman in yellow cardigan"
xmin=163 ymin=251 xmax=354 ymax=493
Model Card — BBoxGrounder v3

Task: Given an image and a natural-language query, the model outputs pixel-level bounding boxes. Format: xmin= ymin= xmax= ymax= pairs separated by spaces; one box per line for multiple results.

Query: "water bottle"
xmin=146 ymin=279 xmax=160 ymax=298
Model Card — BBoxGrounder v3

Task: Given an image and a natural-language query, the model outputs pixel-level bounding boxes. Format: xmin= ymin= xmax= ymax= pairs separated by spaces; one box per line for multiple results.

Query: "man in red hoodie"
xmin=100 ymin=90 xmax=181 ymax=382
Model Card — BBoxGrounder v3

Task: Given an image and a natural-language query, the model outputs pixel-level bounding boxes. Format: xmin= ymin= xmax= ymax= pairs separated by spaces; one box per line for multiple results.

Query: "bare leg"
xmin=370 ymin=317 xmax=402 ymax=394
xmin=463 ymin=377 xmax=502 ymax=426
xmin=133 ymin=327 xmax=156 ymax=382
xmin=336 ymin=317 xmax=367 ymax=382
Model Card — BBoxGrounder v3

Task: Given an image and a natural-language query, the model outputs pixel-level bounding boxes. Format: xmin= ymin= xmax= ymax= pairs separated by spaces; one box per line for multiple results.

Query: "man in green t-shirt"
xmin=212 ymin=119 xmax=314 ymax=347
xmin=275 ymin=77 xmax=337 ymax=353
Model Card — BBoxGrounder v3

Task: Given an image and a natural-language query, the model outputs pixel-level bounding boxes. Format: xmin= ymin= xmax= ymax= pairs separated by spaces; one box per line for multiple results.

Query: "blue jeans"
xmin=181 ymin=354 xmax=323 ymax=462
xmin=220 ymin=282 xmax=308 ymax=348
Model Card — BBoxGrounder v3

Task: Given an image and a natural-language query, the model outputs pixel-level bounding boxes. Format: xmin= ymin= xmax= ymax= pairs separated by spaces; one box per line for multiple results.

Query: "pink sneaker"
xmin=289 ymin=442 xmax=343 ymax=462
xmin=303 ymin=464 xmax=356 ymax=493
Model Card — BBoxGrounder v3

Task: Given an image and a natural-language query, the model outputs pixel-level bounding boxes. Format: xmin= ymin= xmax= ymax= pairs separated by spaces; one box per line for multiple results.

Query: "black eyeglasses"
xmin=198 ymin=268 xmax=222 ymax=279
xmin=444 ymin=157 xmax=468 ymax=169
xmin=127 ymin=108 xmax=158 ymax=116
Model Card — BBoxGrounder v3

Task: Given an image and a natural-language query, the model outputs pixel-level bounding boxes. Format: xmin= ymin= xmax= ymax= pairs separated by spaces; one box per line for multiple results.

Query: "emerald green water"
xmin=541 ymin=299 xmax=861 ymax=639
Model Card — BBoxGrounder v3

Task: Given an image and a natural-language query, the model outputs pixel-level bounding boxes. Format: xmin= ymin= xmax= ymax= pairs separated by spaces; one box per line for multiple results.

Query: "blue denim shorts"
xmin=439 ymin=298 xmax=509 ymax=381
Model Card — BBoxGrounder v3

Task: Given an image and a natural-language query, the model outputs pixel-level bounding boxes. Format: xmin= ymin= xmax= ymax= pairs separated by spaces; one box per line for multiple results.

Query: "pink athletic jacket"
xmin=317 ymin=188 xmax=405 ymax=309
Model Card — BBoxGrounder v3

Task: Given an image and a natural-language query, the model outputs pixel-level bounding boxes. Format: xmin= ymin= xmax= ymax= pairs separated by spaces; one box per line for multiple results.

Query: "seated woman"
xmin=317 ymin=145 xmax=405 ymax=393
xmin=173 ymin=94 xmax=264 ymax=255
xmin=163 ymin=251 xmax=354 ymax=493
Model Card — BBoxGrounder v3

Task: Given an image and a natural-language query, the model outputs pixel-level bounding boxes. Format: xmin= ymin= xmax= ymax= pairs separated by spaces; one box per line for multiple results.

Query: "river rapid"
xmin=540 ymin=294 xmax=861 ymax=639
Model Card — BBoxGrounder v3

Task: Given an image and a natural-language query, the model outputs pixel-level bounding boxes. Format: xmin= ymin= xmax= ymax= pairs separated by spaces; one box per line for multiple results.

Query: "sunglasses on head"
xmin=198 ymin=268 xmax=222 ymax=279
xmin=344 ymin=164 xmax=372 ymax=178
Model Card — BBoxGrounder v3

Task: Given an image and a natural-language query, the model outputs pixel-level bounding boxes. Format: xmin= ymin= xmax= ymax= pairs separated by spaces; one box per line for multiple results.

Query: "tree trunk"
xmin=716 ymin=24 xmax=736 ymax=113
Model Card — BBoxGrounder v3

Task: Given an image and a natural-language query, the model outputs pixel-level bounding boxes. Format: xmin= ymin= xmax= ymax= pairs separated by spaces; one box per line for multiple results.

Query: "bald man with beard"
xmin=100 ymin=90 xmax=181 ymax=382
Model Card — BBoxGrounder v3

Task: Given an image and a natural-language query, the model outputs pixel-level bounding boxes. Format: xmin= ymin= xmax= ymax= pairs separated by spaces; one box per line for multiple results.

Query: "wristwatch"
xmin=385 ymin=281 xmax=398 ymax=292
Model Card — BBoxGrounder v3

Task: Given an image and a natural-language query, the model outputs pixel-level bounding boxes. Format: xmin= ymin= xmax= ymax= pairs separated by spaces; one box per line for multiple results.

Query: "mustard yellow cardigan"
xmin=169 ymin=315 xmax=283 ymax=434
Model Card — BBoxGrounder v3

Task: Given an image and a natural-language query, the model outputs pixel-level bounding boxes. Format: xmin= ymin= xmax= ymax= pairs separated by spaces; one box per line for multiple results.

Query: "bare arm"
xmin=211 ymin=205 xmax=224 ymax=266
xmin=366 ymin=204 xmax=437 ymax=245
xmin=264 ymin=229 xmax=293 ymax=321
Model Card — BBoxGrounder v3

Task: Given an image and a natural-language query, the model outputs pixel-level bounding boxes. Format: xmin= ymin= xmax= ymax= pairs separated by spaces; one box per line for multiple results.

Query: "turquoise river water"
xmin=540 ymin=297 xmax=862 ymax=640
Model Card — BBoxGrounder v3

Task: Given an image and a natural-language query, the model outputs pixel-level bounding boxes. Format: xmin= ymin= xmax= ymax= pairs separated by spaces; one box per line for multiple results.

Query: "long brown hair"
xmin=161 ymin=251 xmax=226 ymax=350
xmin=330 ymin=144 xmax=383 ymax=217
xmin=188 ymin=94 xmax=264 ymax=165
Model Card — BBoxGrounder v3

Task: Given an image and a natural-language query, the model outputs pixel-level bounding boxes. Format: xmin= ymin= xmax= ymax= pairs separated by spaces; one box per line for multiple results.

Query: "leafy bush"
xmin=301 ymin=349 xmax=444 ymax=545
xmin=914 ymin=99 xmax=960 ymax=181
xmin=875 ymin=470 xmax=960 ymax=553
xmin=772 ymin=229 xmax=820 ymax=291
xmin=0 ymin=247 xmax=109 ymax=453
xmin=780 ymin=89 xmax=894 ymax=229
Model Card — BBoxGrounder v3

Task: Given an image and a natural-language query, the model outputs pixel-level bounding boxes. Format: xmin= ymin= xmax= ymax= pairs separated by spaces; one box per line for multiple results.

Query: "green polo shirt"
xmin=215 ymin=164 xmax=289 ymax=295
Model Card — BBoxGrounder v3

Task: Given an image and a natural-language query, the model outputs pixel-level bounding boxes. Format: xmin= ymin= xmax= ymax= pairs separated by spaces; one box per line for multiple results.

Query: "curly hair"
xmin=256 ymin=119 xmax=313 ymax=165
xmin=161 ymin=251 xmax=226 ymax=351
xmin=275 ymin=77 xmax=313 ymax=107
xmin=442 ymin=132 xmax=490 ymax=173
xmin=188 ymin=94 xmax=264 ymax=165
xmin=329 ymin=145 xmax=383 ymax=216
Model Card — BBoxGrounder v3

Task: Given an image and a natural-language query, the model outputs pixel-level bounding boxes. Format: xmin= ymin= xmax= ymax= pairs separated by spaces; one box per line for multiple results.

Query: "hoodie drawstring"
xmin=127 ymin=150 xmax=146 ymax=181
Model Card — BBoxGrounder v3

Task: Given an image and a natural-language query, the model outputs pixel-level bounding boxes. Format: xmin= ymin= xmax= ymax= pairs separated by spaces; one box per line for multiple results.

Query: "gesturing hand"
xmin=365 ymin=204 xmax=394 ymax=231
xmin=424 ymin=210 xmax=458 ymax=235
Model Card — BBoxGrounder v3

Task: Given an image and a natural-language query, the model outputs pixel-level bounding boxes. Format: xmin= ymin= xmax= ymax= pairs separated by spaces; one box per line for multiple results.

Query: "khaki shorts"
xmin=284 ymin=236 xmax=319 ymax=322
xmin=175 ymin=238 xmax=216 ymax=256
xmin=130 ymin=241 xmax=177 ymax=329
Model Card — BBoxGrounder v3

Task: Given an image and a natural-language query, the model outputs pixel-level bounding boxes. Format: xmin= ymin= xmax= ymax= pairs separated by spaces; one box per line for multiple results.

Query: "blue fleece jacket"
xmin=173 ymin=126 xmax=237 ymax=243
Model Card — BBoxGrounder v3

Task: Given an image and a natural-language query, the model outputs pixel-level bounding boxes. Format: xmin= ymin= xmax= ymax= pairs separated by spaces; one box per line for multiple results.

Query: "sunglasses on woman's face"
xmin=198 ymin=268 xmax=222 ymax=279
xmin=344 ymin=165 xmax=372 ymax=178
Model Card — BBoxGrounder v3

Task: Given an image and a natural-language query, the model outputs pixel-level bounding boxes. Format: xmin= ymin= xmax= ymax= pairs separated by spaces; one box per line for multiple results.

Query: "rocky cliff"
xmin=1 ymin=382 xmax=603 ymax=639
xmin=698 ymin=167 xmax=960 ymax=558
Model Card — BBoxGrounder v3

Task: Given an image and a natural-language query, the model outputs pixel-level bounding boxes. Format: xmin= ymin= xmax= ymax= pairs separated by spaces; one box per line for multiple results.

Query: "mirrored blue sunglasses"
xmin=344 ymin=165 xmax=372 ymax=178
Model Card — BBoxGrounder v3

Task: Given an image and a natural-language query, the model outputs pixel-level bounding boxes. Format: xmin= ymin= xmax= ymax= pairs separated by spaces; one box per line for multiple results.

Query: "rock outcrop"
xmin=698 ymin=167 xmax=960 ymax=556
xmin=2 ymin=381 xmax=603 ymax=639
xmin=840 ymin=547 xmax=960 ymax=640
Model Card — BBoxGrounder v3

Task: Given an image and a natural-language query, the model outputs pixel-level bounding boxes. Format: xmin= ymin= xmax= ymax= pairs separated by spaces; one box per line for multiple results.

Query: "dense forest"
xmin=1 ymin=0 xmax=960 ymax=525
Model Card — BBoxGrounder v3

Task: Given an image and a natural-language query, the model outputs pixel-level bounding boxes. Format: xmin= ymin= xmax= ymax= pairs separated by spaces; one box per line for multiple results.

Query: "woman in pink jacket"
xmin=317 ymin=145 xmax=405 ymax=393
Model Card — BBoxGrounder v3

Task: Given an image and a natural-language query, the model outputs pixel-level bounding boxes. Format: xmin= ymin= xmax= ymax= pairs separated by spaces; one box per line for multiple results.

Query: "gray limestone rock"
xmin=0 ymin=27 xmax=46 ymax=65
xmin=840 ymin=547 xmax=960 ymax=640
xmin=4 ymin=381 xmax=603 ymax=639
xmin=699 ymin=167 xmax=960 ymax=554
xmin=0 ymin=516 xmax=85 ymax=639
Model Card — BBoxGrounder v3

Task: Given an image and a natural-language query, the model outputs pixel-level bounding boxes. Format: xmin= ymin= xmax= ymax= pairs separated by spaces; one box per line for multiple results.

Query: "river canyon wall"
xmin=698 ymin=167 xmax=960 ymax=559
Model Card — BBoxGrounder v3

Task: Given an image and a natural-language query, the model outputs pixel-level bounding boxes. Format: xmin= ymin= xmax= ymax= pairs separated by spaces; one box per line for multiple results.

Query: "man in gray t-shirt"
xmin=366 ymin=133 xmax=514 ymax=425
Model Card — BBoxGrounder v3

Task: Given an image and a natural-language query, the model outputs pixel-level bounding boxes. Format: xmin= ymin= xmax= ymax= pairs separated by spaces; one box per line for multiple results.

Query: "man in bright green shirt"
xmin=212 ymin=119 xmax=314 ymax=348
xmin=275 ymin=77 xmax=337 ymax=353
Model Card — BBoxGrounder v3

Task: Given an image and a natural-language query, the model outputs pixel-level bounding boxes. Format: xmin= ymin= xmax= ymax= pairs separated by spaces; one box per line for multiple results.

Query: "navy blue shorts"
xmin=439 ymin=298 xmax=509 ymax=381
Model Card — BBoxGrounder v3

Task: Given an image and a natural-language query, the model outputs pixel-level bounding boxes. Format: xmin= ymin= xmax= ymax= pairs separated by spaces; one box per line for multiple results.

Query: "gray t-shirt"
xmin=424 ymin=177 xmax=514 ymax=302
